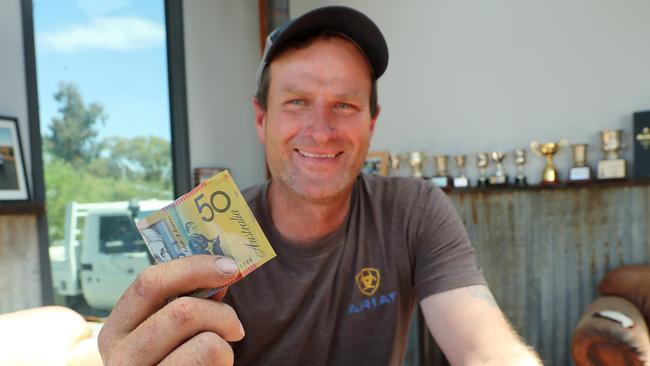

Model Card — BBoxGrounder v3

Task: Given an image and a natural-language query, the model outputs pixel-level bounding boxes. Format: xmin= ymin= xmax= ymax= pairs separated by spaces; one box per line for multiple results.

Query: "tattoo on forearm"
xmin=467 ymin=285 xmax=499 ymax=308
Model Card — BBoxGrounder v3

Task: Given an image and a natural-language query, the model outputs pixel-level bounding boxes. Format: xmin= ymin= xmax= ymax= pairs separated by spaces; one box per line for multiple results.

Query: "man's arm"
xmin=420 ymin=284 xmax=542 ymax=366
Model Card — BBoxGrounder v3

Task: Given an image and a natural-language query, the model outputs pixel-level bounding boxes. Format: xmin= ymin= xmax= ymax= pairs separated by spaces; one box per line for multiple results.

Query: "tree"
xmin=106 ymin=136 xmax=172 ymax=184
xmin=41 ymin=82 xmax=174 ymax=242
xmin=44 ymin=82 xmax=106 ymax=167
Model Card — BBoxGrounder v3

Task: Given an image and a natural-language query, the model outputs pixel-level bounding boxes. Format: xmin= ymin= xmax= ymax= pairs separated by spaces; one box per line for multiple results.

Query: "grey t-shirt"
xmin=224 ymin=174 xmax=485 ymax=365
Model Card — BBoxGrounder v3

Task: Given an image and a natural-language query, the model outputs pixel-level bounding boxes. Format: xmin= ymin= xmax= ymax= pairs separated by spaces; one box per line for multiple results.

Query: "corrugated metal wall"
xmin=416 ymin=183 xmax=650 ymax=365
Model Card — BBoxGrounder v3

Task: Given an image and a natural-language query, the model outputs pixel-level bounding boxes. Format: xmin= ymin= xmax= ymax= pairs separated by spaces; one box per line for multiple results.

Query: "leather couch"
xmin=0 ymin=306 xmax=103 ymax=366
xmin=572 ymin=265 xmax=650 ymax=365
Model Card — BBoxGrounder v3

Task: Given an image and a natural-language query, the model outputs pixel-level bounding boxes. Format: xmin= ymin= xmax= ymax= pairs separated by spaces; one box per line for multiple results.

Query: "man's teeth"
xmin=299 ymin=150 xmax=338 ymax=158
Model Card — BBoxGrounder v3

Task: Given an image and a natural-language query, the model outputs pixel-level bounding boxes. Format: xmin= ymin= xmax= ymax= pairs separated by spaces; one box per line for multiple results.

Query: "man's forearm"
xmin=467 ymin=343 xmax=542 ymax=366
xmin=421 ymin=285 xmax=543 ymax=366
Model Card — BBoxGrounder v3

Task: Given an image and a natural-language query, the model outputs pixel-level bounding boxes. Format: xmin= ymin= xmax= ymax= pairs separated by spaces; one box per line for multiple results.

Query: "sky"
xmin=0 ymin=128 xmax=11 ymax=147
xmin=33 ymin=0 xmax=171 ymax=141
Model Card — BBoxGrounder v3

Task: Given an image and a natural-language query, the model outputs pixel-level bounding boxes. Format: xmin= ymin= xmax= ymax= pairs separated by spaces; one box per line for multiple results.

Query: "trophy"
xmin=453 ymin=155 xmax=469 ymax=188
xmin=476 ymin=153 xmax=490 ymax=187
xmin=637 ymin=127 xmax=650 ymax=150
xmin=430 ymin=155 xmax=453 ymax=189
xmin=407 ymin=151 xmax=428 ymax=179
xmin=597 ymin=129 xmax=626 ymax=180
xmin=530 ymin=140 xmax=568 ymax=185
xmin=388 ymin=153 xmax=403 ymax=176
xmin=514 ymin=149 xmax=528 ymax=186
xmin=488 ymin=152 xmax=508 ymax=186
xmin=634 ymin=111 xmax=650 ymax=179
xmin=568 ymin=143 xmax=592 ymax=182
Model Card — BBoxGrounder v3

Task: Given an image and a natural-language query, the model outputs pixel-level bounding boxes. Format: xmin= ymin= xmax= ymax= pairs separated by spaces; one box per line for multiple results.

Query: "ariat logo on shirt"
xmin=355 ymin=267 xmax=380 ymax=296
xmin=348 ymin=267 xmax=397 ymax=316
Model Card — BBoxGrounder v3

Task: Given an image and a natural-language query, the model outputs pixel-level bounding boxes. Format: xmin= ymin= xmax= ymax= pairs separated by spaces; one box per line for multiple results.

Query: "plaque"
xmin=514 ymin=149 xmax=528 ymax=187
xmin=453 ymin=155 xmax=469 ymax=188
xmin=568 ymin=143 xmax=592 ymax=182
xmin=597 ymin=130 xmax=626 ymax=180
xmin=634 ymin=111 xmax=650 ymax=180
xmin=430 ymin=155 xmax=453 ymax=189
xmin=530 ymin=140 xmax=567 ymax=185
xmin=488 ymin=152 xmax=508 ymax=186
xmin=193 ymin=167 xmax=227 ymax=187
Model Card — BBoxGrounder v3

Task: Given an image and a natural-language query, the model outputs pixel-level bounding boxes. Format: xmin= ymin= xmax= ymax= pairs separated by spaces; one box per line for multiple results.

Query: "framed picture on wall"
xmin=0 ymin=116 xmax=29 ymax=201
xmin=193 ymin=167 xmax=227 ymax=187
xmin=362 ymin=151 xmax=389 ymax=176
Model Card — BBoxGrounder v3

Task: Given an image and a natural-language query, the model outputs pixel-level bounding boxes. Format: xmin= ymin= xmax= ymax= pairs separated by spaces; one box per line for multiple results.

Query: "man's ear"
xmin=369 ymin=104 xmax=381 ymax=137
xmin=253 ymin=98 xmax=266 ymax=143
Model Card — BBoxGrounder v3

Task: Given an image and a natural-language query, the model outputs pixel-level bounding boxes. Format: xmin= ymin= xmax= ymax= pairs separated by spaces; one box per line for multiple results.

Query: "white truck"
xmin=49 ymin=200 xmax=170 ymax=312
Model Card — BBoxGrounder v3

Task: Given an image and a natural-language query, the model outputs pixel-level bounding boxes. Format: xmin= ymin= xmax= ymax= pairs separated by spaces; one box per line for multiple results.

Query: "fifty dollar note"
xmin=137 ymin=170 xmax=276 ymax=297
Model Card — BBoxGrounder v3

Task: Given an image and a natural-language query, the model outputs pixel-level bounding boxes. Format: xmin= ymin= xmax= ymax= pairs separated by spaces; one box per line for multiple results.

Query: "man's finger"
xmin=104 ymin=255 xmax=239 ymax=338
xmin=158 ymin=332 xmax=234 ymax=366
xmin=114 ymin=297 xmax=243 ymax=365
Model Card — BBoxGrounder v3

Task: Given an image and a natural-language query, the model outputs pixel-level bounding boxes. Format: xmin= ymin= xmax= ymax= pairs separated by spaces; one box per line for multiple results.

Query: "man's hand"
xmin=421 ymin=285 xmax=542 ymax=366
xmin=98 ymin=255 xmax=245 ymax=366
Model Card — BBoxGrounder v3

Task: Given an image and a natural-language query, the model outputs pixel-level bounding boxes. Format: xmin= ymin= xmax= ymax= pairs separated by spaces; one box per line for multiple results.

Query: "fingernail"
xmin=215 ymin=257 xmax=238 ymax=274
xmin=239 ymin=322 xmax=246 ymax=337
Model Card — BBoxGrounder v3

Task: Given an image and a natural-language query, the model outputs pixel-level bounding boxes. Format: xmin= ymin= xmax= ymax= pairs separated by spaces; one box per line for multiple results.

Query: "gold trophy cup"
xmin=568 ymin=143 xmax=592 ymax=182
xmin=431 ymin=155 xmax=453 ymax=189
xmin=453 ymin=155 xmax=469 ymax=188
xmin=514 ymin=149 xmax=528 ymax=186
xmin=407 ymin=151 xmax=429 ymax=179
xmin=476 ymin=152 xmax=490 ymax=187
xmin=530 ymin=140 xmax=568 ymax=185
xmin=597 ymin=130 xmax=626 ymax=180
xmin=388 ymin=153 xmax=404 ymax=176
xmin=488 ymin=152 xmax=508 ymax=186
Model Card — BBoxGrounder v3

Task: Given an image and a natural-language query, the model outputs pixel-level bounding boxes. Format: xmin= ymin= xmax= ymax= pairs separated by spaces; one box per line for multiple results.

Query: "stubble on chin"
xmin=267 ymin=139 xmax=370 ymax=204
xmin=275 ymin=166 xmax=356 ymax=204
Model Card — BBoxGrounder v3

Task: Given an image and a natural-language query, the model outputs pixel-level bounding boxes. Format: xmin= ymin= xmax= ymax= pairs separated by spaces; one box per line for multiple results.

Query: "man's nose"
xmin=305 ymin=103 xmax=337 ymax=142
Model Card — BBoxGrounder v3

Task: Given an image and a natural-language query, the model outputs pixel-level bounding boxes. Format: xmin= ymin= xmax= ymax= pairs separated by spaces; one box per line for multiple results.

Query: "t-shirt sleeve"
xmin=411 ymin=183 xmax=486 ymax=301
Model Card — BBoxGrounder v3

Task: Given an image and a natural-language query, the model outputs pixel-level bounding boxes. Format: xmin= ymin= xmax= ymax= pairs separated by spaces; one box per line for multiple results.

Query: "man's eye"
xmin=288 ymin=99 xmax=305 ymax=106
xmin=336 ymin=102 xmax=353 ymax=109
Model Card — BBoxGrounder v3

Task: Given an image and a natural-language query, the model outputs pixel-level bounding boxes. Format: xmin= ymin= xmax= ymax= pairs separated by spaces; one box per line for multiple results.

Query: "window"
xmin=33 ymin=0 xmax=176 ymax=315
xmin=99 ymin=215 xmax=146 ymax=254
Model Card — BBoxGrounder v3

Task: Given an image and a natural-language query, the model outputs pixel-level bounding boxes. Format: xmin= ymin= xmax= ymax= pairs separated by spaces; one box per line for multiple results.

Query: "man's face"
xmin=254 ymin=37 xmax=380 ymax=203
xmin=186 ymin=222 xmax=197 ymax=235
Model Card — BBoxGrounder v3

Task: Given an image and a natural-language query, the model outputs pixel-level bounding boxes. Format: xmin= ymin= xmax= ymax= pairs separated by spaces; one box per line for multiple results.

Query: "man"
xmin=185 ymin=221 xmax=224 ymax=256
xmin=99 ymin=6 xmax=541 ymax=365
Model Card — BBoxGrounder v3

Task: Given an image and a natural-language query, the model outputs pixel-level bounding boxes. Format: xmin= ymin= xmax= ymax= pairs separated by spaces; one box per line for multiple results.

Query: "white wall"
xmin=291 ymin=0 xmax=650 ymax=183
xmin=184 ymin=1 xmax=266 ymax=189
xmin=0 ymin=0 xmax=32 ymax=193
xmin=0 ymin=0 xmax=44 ymax=312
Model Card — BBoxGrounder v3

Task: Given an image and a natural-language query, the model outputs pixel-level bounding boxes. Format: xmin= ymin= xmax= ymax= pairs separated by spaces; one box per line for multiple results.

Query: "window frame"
xmin=21 ymin=0 xmax=191 ymax=305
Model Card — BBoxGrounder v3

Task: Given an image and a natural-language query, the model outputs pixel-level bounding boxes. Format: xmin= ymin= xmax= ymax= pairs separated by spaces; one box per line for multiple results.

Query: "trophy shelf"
xmin=445 ymin=178 xmax=650 ymax=194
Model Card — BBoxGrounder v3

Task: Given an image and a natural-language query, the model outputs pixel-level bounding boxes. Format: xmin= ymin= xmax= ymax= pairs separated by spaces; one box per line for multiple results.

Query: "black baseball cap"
xmin=255 ymin=6 xmax=389 ymax=86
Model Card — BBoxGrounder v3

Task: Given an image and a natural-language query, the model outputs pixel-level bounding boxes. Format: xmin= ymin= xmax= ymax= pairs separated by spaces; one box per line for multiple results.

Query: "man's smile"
xmin=294 ymin=148 xmax=344 ymax=160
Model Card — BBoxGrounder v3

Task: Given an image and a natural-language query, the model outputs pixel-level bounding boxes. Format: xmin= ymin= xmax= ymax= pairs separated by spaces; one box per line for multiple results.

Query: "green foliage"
xmin=44 ymin=82 xmax=106 ymax=167
xmin=105 ymin=136 xmax=173 ymax=186
xmin=42 ymin=82 xmax=174 ymax=241
xmin=44 ymin=156 xmax=173 ymax=241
